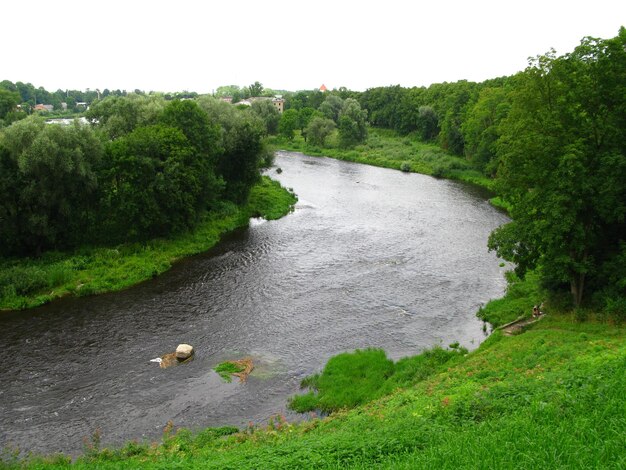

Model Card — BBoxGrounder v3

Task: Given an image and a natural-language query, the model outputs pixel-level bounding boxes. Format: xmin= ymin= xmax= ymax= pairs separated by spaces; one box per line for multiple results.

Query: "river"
xmin=0 ymin=152 xmax=509 ymax=456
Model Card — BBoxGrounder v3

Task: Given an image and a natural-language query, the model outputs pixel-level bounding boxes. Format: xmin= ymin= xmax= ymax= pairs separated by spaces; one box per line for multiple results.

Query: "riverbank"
xmin=0 ymin=177 xmax=297 ymax=312
xmin=268 ymin=128 xmax=510 ymax=211
xmin=12 ymin=287 xmax=624 ymax=468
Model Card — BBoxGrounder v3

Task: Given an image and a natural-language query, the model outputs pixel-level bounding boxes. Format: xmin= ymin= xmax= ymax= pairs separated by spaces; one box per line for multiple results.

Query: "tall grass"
xmin=289 ymin=347 xmax=462 ymax=413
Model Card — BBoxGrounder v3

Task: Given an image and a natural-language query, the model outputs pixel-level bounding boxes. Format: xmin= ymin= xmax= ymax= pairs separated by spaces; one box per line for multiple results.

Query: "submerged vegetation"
xmin=214 ymin=358 xmax=254 ymax=383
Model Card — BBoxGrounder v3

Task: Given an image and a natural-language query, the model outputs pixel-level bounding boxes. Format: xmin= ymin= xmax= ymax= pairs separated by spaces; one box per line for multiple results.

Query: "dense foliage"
xmin=0 ymin=94 xmax=271 ymax=256
xmin=489 ymin=29 xmax=626 ymax=310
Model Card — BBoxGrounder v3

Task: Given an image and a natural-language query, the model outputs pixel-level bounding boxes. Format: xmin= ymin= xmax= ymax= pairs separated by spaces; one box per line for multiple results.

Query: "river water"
xmin=0 ymin=152 xmax=509 ymax=456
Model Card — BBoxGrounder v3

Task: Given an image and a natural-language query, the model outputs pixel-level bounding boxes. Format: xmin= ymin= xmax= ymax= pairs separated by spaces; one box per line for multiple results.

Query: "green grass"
xmin=11 ymin=312 xmax=624 ymax=469
xmin=477 ymin=270 xmax=545 ymax=327
xmin=247 ymin=176 xmax=297 ymax=220
xmin=214 ymin=362 xmax=247 ymax=382
xmin=268 ymin=128 xmax=495 ymax=193
xmin=0 ymin=176 xmax=297 ymax=312
xmin=289 ymin=347 xmax=463 ymax=413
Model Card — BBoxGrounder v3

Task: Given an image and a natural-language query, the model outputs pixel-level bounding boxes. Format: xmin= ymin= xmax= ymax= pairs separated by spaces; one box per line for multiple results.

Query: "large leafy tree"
xmin=0 ymin=89 xmax=21 ymax=124
xmin=250 ymin=99 xmax=280 ymax=135
xmin=218 ymin=112 xmax=265 ymax=203
xmin=416 ymin=105 xmax=440 ymax=142
xmin=159 ymin=99 xmax=222 ymax=162
xmin=305 ymin=116 xmax=335 ymax=147
xmin=246 ymin=81 xmax=264 ymax=98
xmin=85 ymin=94 xmax=165 ymax=139
xmin=0 ymin=117 xmax=103 ymax=255
xmin=278 ymin=108 xmax=299 ymax=140
xmin=337 ymin=98 xmax=368 ymax=148
xmin=489 ymin=29 xmax=626 ymax=307
xmin=197 ymin=96 xmax=266 ymax=203
xmin=319 ymin=94 xmax=344 ymax=123
xmin=100 ymin=124 xmax=223 ymax=241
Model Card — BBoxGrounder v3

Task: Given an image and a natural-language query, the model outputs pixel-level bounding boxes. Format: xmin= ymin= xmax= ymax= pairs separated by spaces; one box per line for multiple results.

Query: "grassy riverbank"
xmin=0 ymin=177 xmax=296 ymax=312
xmin=10 ymin=284 xmax=624 ymax=468
xmin=268 ymin=128 xmax=496 ymax=193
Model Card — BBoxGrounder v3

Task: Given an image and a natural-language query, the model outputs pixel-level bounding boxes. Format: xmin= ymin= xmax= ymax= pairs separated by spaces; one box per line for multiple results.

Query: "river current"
xmin=0 ymin=152 xmax=509 ymax=455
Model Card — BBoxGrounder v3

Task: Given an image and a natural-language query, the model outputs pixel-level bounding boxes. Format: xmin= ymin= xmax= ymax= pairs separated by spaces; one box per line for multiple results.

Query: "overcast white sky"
xmin=3 ymin=0 xmax=624 ymax=93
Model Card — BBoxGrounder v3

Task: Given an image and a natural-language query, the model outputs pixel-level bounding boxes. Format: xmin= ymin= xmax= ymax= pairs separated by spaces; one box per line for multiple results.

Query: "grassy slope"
xmin=17 ymin=314 xmax=624 ymax=469
xmin=0 ymin=177 xmax=296 ymax=311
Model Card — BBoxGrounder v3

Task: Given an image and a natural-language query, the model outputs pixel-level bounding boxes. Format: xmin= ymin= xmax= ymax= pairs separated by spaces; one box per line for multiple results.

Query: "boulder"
xmin=176 ymin=344 xmax=194 ymax=360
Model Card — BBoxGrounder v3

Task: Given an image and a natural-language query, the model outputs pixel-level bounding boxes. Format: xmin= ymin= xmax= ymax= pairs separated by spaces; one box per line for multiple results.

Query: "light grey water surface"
xmin=0 ymin=152 xmax=509 ymax=455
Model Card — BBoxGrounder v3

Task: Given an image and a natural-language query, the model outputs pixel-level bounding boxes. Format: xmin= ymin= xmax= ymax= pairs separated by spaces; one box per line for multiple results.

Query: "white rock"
xmin=176 ymin=344 xmax=194 ymax=360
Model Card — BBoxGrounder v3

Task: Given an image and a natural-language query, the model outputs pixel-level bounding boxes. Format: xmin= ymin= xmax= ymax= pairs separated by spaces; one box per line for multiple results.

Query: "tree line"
xmin=0 ymin=94 xmax=272 ymax=256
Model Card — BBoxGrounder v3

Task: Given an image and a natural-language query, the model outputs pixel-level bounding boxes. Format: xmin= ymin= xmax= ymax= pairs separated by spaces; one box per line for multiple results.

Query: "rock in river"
xmin=176 ymin=344 xmax=194 ymax=360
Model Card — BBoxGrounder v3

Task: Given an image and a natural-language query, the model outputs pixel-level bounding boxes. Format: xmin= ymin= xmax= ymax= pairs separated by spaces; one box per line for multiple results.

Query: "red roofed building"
xmin=319 ymin=84 xmax=327 ymax=92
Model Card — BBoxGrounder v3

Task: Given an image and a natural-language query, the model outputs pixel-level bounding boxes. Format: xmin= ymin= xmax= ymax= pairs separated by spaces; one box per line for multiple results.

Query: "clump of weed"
xmin=214 ymin=358 xmax=254 ymax=382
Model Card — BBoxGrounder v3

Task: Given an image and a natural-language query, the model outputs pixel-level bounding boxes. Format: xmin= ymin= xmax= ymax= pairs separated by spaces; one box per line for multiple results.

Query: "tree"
xmin=197 ymin=96 xmax=267 ymax=203
xmin=278 ymin=109 xmax=299 ymax=140
xmin=461 ymin=87 xmax=510 ymax=174
xmin=319 ymin=94 xmax=343 ymax=123
xmin=250 ymin=99 xmax=280 ymax=135
xmin=247 ymin=81 xmax=264 ymax=97
xmin=337 ymin=98 xmax=368 ymax=148
xmin=297 ymin=107 xmax=316 ymax=134
xmin=416 ymin=106 xmax=440 ymax=142
xmin=305 ymin=116 xmax=335 ymax=146
xmin=215 ymin=85 xmax=241 ymax=98
xmin=489 ymin=30 xmax=626 ymax=307
xmin=159 ymin=99 xmax=222 ymax=161
xmin=218 ymin=112 xmax=265 ymax=203
xmin=0 ymin=117 xmax=103 ymax=255
xmin=86 ymin=94 xmax=165 ymax=139
xmin=0 ymin=89 xmax=20 ymax=119
xmin=100 ymin=124 xmax=223 ymax=241
xmin=0 ymin=89 xmax=21 ymax=126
